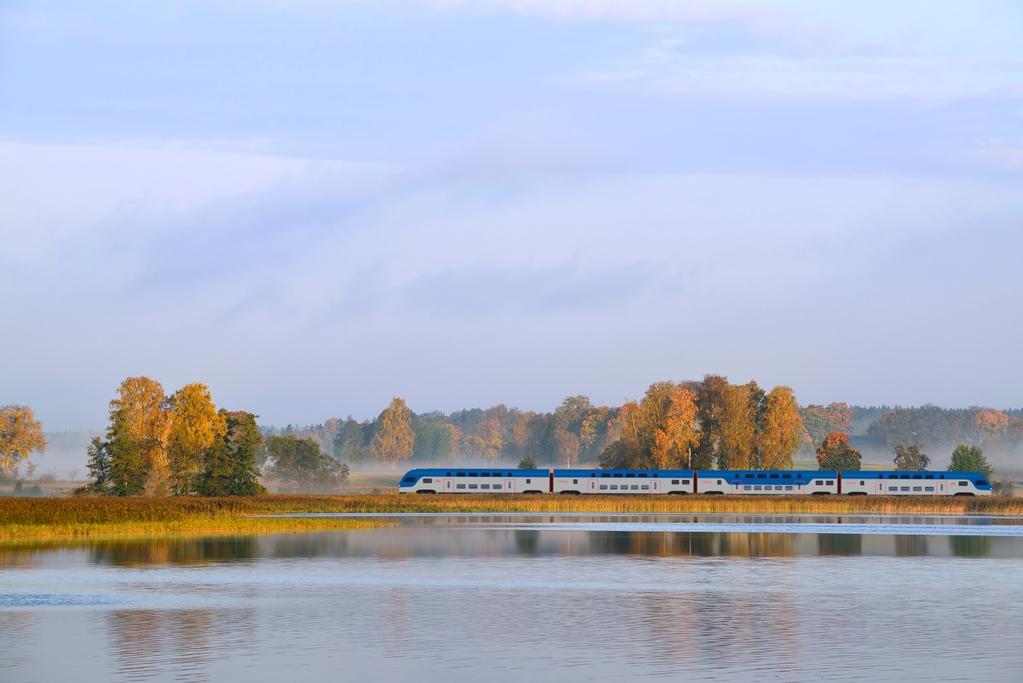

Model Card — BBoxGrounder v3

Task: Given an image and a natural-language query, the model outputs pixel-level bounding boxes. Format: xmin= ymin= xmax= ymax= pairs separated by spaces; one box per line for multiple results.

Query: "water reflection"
xmin=2 ymin=514 xmax=1022 ymax=571
xmin=3 ymin=516 xmax=1023 ymax=682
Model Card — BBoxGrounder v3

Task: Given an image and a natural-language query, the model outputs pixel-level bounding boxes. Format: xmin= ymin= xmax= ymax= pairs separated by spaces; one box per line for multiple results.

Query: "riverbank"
xmin=0 ymin=497 xmax=383 ymax=542
xmin=3 ymin=493 xmax=1022 ymax=541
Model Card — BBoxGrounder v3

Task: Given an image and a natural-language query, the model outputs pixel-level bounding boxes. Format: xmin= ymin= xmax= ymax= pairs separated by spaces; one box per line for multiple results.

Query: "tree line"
xmin=275 ymin=376 xmax=805 ymax=471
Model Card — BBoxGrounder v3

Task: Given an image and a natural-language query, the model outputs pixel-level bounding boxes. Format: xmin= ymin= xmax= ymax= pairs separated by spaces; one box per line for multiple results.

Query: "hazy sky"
xmin=2 ymin=0 xmax=1022 ymax=430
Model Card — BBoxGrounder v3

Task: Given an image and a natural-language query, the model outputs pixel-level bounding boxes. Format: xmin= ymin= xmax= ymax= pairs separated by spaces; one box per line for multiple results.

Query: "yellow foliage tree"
xmin=370 ymin=397 xmax=416 ymax=465
xmin=650 ymin=385 xmax=700 ymax=468
xmin=107 ymin=376 xmax=172 ymax=495
xmin=718 ymin=384 xmax=755 ymax=469
xmin=167 ymin=383 xmax=227 ymax=495
xmin=0 ymin=405 xmax=46 ymax=477
xmin=756 ymin=386 xmax=803 ymax=469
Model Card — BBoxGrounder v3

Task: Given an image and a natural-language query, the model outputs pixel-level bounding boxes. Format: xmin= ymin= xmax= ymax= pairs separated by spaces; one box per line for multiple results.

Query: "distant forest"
xmin=265 ymin=378 xmax=1023 ymax=469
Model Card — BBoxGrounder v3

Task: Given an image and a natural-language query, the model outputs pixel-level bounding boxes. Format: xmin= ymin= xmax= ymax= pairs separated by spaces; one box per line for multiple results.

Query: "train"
xmin=398 ymin=468 xmax=992 ymax=496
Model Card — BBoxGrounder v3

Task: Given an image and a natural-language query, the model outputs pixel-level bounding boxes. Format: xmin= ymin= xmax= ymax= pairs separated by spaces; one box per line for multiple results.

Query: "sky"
xmin=1 ymin=0 xmax=1022 ymax=431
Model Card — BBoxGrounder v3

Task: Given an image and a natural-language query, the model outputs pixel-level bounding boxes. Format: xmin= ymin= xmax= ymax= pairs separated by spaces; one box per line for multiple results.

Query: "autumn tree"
xmin=799 ymin=403 xmax=853 ymax=449
xmin=756 ymin=386 xmax=804 ymax=469
xmin=196 ymin=411 xmax=266 ymax=496
xmin=463 ymin=411 xmax=504 ymax=461
xmin=555 ymin=428 xmax=581 ymax=466
xmin=167 ymin=383 xmax=227 ymax=495
xmin=106 ymin=377 xmax=172 ymax=495
xmin=717 ymin=384 xmax=756 ymax=469
xmin=601 ymin=400 xmax=644 ymax=468
xmin=815 ymin=432 xmax=862 ymax=471
xmin=649 ymin=384 xmax=700 ymax=468
xmin=370 ymin=397 xmax=415 ymax=465
xmin=598 ymin=383 xmax=699 ymax=469
xmin=0 ymin=405 xmax=46 ymax=477
xmin=687 ymin=374 xmax=730 ymax=467
xmin=893 ymin=444 xmax=930 ymax=470
xmin=266 ymin=435 xmax=348 ymax=492
xmin=948 ymin=444 xmax=992 ymax=478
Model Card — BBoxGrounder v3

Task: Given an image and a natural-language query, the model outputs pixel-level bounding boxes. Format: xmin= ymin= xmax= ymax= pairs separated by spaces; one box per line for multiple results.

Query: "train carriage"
xmin=398 ymin=468 xmax=992 ymax=496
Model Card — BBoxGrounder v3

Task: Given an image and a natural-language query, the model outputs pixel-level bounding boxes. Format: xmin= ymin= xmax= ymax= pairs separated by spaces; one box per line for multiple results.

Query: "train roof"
xmin=399 ymin=467 xmax=989 ymax=481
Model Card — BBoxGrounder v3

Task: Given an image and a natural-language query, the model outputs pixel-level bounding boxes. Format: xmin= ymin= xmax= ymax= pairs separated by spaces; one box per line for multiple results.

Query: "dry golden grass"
xmin=3 ymin=491 xmax=1022 ymax=543
xmin=0 ymin=496 xmax=382 ymax=542
xmin=278 ymin=493 xmax=1023 ymax=515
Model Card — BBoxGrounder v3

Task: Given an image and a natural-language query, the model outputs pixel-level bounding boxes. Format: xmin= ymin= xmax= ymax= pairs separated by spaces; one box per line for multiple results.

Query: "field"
xmin=3 ymin=492 xmax=1023 ymax=542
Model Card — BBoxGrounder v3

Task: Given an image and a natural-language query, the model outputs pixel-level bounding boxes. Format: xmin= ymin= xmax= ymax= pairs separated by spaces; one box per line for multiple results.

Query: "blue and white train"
xmin=398 ymin=468 xmax=992 ymax=496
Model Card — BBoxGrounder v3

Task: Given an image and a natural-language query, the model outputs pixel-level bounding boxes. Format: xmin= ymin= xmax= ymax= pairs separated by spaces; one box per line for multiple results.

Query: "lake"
xmin=3 ymin=513 xmax=1023 ymax=682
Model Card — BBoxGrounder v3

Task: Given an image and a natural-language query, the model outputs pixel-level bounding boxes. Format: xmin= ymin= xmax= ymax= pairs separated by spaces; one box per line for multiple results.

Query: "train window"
xmin=423 ymin=478 xmax=433 ymax=484
xmin=493 ymin=484 xmax=502 ymax=489
xmin=601 ymin=473 xmax=610 ymax=478
xmin=468 ymin=484 xmax=478 ymax=489
xmin=526 ymin=479 xmax=532 ymax=484
xmin=631 ymin=485 xmax=639 ymax=490
xmin=456 ymin=484 xmax=466 ymax=490
xmin=672 ymin=480 xmax=680 ymax=485
xmin=457 ymin=472 xmax=466 ymax=477
xmin=401 ymin=477 xmax=416 ymax=484
xmin=717 ymin=480 xmax=722 ymax=485
xmin=826 ymin=480 xmax=834 ymax=485
xmin=912 ymin=475 xmax=921 ymax=479
xmin=614 ymin=473 xmax=623 ymax=478
xmin=744 ymin=474 xmax=753 ymax=479
xmin=925 ymin=486 xmax=934 ymax=492
xmin=785 ymin=486 xmax=793 ymax=491
xmin=744 ymin=485 xmax=751 ymax=490
xmin=610 ymin=484 xmax=619 ymax=490
xmin=959 ymin=481 xmax=968 ymax=486
xmin=775 ymin=486 xmax=783 ymax=491
xmin=770 ymin=474 xmax=779 ymax=479
xmin=681 ymin=480 xmax=690 ymax=485
xmin=446 ymin=472 xmax=452 ymax=476
xmin=481 ymin=484 xmax=491 ymax=489
xmin=978 ymin=480 xmax=988 ymax=487
xmin=757 ymin=473 xmax=766 ymax=479
xmin=641 ymin=485 xmax=649 ymax=490
xmin=900 ymin=474 xmax=909 ymax=479
xmin=638 ymin=473 xmax=648 ymax=478
xmin=754 ymin=485 xmax=762 ymax=491
xmin=573 ymin=479 xmax=578 ymax=484
xmin=599 ymin=485 xmax=608 ymax=490
xmin=626 ymin=473 xmax=635 ymax=478
xmin=782 ymin=474 xmax=792 ymax=479
xmin=469 ymin=472 xmax=478 ymax=477
xmin=590 ymin=473 xmax=596 ymax=477
xmin=901 ymin=486 xmax=910 ymax=492
xmin=924 ymin=474 xmax=934 ymax=479
xmin=912 ymin=486 xmax=921 ymax=492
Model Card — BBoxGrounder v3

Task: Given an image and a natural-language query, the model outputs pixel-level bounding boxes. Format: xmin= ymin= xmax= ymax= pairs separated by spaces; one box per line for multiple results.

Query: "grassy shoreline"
xmin=2 ymin=493 xmax=1022 ymax=541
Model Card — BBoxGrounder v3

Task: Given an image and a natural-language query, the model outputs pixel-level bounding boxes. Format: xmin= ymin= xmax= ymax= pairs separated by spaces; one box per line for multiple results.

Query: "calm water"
xmin=3 ymin=514 xmax=1023 ymax=682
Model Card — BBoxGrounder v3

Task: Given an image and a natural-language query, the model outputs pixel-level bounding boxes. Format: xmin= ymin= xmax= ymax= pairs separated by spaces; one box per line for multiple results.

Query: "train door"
xmin=507 ymin=477 xmax=514 ymax=493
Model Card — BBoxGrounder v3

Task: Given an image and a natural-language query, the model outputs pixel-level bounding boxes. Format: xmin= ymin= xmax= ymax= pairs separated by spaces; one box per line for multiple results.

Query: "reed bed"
xmin=270 ymin=493 xmax=1023 ymax=515
xmin=0 ymin=496 xmax=382 ymax=542
xmin=3 ymin=492 xmax=1021 ymax=542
